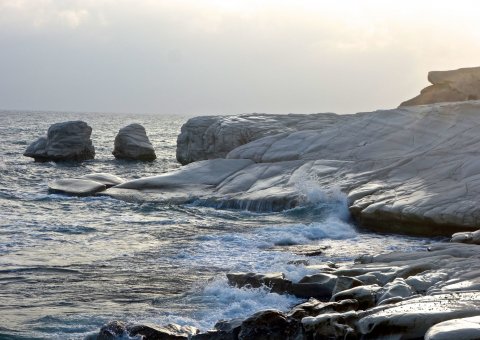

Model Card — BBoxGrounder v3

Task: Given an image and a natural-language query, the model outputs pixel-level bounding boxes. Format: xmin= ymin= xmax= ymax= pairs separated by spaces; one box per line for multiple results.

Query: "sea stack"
xmin=24 ymin=120 xmax=95 ymax=162
xmin=112 ymin=123 xmax=156 ymax=161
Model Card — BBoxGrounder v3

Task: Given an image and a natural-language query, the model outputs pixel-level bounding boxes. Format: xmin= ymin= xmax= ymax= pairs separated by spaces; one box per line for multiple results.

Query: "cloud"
xmin=1 ymin=0 xmax=480 ymax=114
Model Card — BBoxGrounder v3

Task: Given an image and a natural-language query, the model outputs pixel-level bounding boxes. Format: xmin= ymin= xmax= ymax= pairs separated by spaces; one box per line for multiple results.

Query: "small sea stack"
xmin=112 ymin=123 xmax=156 ymax=161
xmin=24 ymin=120 xmax=95 ymax=162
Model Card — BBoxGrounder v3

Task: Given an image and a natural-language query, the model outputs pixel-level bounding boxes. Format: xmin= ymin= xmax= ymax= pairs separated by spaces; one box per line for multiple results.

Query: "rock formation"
xmin=24 ymin=121 xmax=95 ymax=162
xmin=176 ymin=113 xmax=344 ymax=165
xmin=102 ymin=101 xmax=480 ymax=236
xmin=112 ymin=123 xmax=156 ymax=161
xmin=94 ymin=238 xmax=480 ymax=339
xmin=48 ymin=173 xmax=124 ymax=196
xmin=401 ymin=66 xmax=480 ymax=106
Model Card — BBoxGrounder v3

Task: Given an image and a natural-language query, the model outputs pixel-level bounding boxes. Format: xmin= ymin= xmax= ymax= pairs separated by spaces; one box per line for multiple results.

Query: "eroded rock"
xmin=401 ymin=66 xmax=480 ymax=106
xmin=113 ymin=123 xmax=156 ymax=161
xmin=48 ymin=179 xmax=106 ymax=196
xmin=24 ymin=121 xmax=95 ymax=162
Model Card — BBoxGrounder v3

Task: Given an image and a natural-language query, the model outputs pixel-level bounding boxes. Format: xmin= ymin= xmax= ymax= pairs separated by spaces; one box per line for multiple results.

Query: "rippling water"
xmin=0 ymin=111 xmax=432 ymax=339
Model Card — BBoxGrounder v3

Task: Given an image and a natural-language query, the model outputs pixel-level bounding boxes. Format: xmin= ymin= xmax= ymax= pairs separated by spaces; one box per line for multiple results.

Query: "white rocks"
xmin=107 ymin=100 xmax=480 ymax=234
xmin=401 ymin=66 xmax=480 ymax=106
xmin=112 ymin=123 xmax=156 ymax=161
xmin=24 ymin=121 xmax=95 ymax=162
xmin=425 ymin=316 xmax=480 ymax=340
xmin=176 ymin=113 xmax=344 ymax=165
xmin=48 ymin=179 xmax=106 ymax=196
xmin=48 ymin=173 xmax=125 ymax=196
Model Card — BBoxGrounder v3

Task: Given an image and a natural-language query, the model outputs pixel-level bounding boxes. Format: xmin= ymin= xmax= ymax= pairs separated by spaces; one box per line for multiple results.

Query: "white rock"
xmin=425 ymin=316 xmax=480 ymax=340
xmin=113 ymin=123 xmax=156 ymax=161
xmin=80 ymin=173 xmax=125 ymax=188
xmin=48 ymin=179 xmax=106 ymax=196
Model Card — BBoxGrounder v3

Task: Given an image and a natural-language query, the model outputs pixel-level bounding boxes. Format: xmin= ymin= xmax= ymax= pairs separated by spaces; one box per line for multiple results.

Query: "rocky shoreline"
xmin=92 ymin=232 xmax=480 ymax=339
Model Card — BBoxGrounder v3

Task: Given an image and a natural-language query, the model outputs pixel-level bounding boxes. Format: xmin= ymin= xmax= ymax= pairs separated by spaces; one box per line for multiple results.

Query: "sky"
xmin=1 ymin=0 xmax=480 ymax=115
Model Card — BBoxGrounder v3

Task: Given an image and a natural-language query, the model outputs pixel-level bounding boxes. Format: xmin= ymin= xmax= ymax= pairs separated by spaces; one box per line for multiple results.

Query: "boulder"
xmin=24 ymin=121 xmax=95 ymax=162
xmin=97 ymin=321 xmax=128 ymax=340
xmin=400 ymin=66 xmax=480 ymax=106
xmin=48 ymin=179 xmax=106 ymax=196
xmin=237 ymin=310 xmax=301 ymax=340
xmin=113 ymin=123 xmax=156 ymax=161
xmin=128 ymin=323 xmax=199 ymax=339
xmin=425 ymin=316 xmax=480 ymax=340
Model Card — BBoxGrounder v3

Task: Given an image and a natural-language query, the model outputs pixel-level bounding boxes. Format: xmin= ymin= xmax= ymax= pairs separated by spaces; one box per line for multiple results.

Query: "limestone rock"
xmin=48 ymin=179 xmax=106 ymax=196
xmin=357 ymin=292 xmax=480 ymax=339
xmin=24 ymin=121 xmax=95 ymax=162
xmin=176 ymin=113 xmax=344 ymax=165
xmin=401 ymin=66 xmax=480 ymax=106
xmin=425 ymin=316 xmax=480 ymax=340
xmin=451 ymin=229 xmax=480 ymax=245
xmin=80 ymin=173 xmax=125 ymax=188
xmin=113 ymin=123 xmax=156 ymax=161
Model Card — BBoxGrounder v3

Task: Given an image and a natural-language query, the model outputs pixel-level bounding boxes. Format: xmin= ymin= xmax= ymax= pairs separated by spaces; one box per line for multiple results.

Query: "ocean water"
xmin=0 ymin=111 xmax=431 ymax=339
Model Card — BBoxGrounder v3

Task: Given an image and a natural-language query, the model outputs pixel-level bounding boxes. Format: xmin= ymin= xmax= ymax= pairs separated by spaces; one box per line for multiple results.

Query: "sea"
xmin=0 ymin=110 xmax=433 ymax=339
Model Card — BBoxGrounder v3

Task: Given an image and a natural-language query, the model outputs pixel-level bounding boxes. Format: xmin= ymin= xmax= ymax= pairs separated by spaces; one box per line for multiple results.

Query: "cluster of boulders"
xmin=92 ymin=230 xmax=480 ymax=339
xmin=24 ymin=121 xmax=156 ymax=162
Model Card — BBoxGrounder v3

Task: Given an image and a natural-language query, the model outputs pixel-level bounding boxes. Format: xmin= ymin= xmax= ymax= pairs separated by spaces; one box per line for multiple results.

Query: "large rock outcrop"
xmin=103 ymin=100 xmax=480 ymax=235
xmin=24 ymin=121 xmax=95 ymax=162
xmin=112 ymin=123 xmax=156 ymax=161
xmin=176 ymin=113 xmax=344 ymax=165
xmin=401 ymin=66 xmax=480 ymax=106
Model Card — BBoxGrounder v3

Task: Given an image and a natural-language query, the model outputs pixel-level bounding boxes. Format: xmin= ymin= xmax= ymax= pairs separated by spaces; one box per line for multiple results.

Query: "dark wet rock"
xmin=289 ymin=282 xmax=334 ymax=300
xmin=24 ymin=120 xmax=95 ymax=162
xmin=425 ymin=315 xmax=480 ymax=340
xmin=302 ymin=310 xmax=359 ymax=339
xmin=226 ymin=272 xmax=292 ymax=295
xmin=289 ymin=298 xmax=359 ymax=320
xmin=80 ymin=173 xmax=125 ymax=188
xmin=48 ymin=179 xmax=106 ymax=196
xmin=331 ymin=284 xmax=382 ymax=310
xmin=191 ymin=318 xmax=244 ymax=340
xmin=97 ymin=321 xmax=128 ymax=340
xmin=113 ymin=123 xmax=156 ymax=161
xmin=237 ymin=310 xmax=301 ymax=340
xmin=128 ymin=323 xmax=199 ymax=339
xmin=287 ymin=259 xmax=309 ymax=266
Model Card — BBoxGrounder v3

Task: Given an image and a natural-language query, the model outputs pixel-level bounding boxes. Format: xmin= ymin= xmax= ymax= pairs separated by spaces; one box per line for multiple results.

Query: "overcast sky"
xmin=1 ymin=0 xmax=480 ymax=115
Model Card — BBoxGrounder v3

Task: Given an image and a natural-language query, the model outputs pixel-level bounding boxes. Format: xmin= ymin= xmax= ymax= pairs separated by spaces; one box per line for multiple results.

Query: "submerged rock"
xmin=401 ymin=66 xmax=480 ymax=106
xmin=112 ymin=123 xmax=156 ymax=161
xmin=24 ymin=121 xmax=95 ymax=162
xmin=48 ymin=179 xmax=106 ymax=196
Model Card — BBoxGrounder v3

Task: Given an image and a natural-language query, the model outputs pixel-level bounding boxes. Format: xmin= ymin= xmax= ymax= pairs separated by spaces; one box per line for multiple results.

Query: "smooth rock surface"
xmin=425 ymin=316 xmax=480 ymax=340
xmin=176 ymin=113 xmax=344 ymax=165
xmin=112 ymin=123 xmax=156 ymax=161
xmin=401 ymin=66 xmax=480 ymax=106
xmin=48 ymin=179 xmax=106 ymax=196
xmin=80 ymin=173 xmax=125 ymax=188
xmin=104 ymin=100 xmax=480 ymax=235
xmin=24 ymin=121 xmax=95 ymax=162
xmin=451 ymin=229 xmax=480 ymax=245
